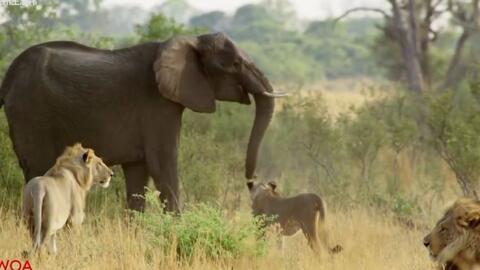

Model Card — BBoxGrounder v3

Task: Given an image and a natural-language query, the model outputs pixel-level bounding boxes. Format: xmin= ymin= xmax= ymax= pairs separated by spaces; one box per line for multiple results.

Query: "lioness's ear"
xmin=268 ymin=181 xmax=277 ymax=191
xmin=82 ymin=150 xmax=94 ymax=164
xmin=246 ymin=180 xmax=254 ymax=190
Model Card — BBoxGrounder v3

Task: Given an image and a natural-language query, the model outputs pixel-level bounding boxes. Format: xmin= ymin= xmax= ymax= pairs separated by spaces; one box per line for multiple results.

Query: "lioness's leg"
xmin=22 ymin=195 xmax=34 ymax=239
xmin=276 ymin=236 xmax=285 ymax=256
xmin=122 ymin=161 xmax=149 ymax=211
xmin=47 ymin=234 xmax=57 ymax=255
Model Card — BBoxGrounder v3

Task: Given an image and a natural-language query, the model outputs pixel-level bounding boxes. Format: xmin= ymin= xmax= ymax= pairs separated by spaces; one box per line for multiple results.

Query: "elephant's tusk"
xmin=261 ymin=91 xmax=289 ymax=98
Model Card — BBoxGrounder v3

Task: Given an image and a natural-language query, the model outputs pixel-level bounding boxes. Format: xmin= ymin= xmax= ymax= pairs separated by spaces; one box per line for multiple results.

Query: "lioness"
xmin=22 ymin=143 xmax=113 ymax=254
xmin=246 ymin=180 xmax=341 ymax=253
xmin=424 ymin=198 xmax=480 ymax=270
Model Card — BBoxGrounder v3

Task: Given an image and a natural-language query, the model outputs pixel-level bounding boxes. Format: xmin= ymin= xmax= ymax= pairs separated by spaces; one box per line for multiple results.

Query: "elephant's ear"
xmin=153 ymin=36 xmax=216 ymax=113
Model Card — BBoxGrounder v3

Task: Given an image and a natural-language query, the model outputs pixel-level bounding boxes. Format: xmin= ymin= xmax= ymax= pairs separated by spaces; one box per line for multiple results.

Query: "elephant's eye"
xmin=233 ymin=60 xmax=241 ymax=69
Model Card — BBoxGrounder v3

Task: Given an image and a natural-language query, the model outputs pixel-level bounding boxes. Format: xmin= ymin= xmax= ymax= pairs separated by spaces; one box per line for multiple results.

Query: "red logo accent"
xmin=0 ymin=260 xmax=32 ymax=270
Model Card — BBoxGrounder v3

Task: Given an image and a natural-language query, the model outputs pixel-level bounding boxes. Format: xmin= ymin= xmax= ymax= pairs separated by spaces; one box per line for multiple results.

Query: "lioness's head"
xmin=54 ymin=143 xmax=113 ymax=189
xmin=82 ymin=148 xmax=113 ymax=188
xmin=246 ymin=180 xmax=278 ymax=201
xmin=424 ymin=198 xmax=480 ymax=262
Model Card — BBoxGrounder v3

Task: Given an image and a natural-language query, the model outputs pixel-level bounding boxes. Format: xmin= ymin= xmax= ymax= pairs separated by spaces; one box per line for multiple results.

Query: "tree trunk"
xmin=442 ymin=0 xmax=479 ymax=90
xmin=419 ymin=0 xmax=436 ymax=87
xmin=391 ymin=0 xmax=425 ymax=92
xmin=456 ymin=174 xmax=478 ymax=199
xmin=442 ymin=31 xmax=470 ymax=91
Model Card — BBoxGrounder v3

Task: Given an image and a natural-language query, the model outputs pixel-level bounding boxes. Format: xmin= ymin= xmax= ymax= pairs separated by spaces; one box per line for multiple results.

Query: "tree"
xmin=0 ymin=1 xmax=62 ymax=82
xmin=136 ymin=13 xmax=201 ymax=42
xmin=57 ymin=0 xmax=109 ymax=33
xmin=338 ymin=0 xmax=480 ymax=92
xmin=189 ymin=11 xmax=228 ymax=32
xmin=154 ymin=0 xmax=197 ymax=24
xmin=427 ymin=87 xmax=480 ymax=198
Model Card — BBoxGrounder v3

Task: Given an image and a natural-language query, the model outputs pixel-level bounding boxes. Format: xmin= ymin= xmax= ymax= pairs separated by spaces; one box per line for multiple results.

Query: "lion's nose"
xmin=110 ymin=172 xmax=114 ymax=177
xmin=423 ymin=237 xmax=430 ymax=247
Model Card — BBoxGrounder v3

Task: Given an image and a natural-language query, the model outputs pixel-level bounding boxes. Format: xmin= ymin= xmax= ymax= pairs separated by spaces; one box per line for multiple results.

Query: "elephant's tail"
xmin=0 ymin=79 xmax=5 ymax=109
xmin=0 ymin=66 xmax=11 ymax=110
xmin=0 ymin=57 xmax=14 ymax=110
xmin=0 ymin=60 xmax=17 ymax=110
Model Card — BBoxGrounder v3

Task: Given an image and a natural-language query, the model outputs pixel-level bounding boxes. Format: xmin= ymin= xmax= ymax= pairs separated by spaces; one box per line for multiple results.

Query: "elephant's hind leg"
xmin=122 ymin=161 xmax=149 ymax=211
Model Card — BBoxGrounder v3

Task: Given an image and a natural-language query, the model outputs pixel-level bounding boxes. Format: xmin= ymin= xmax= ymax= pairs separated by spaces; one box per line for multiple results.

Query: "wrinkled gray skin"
xmin=0 ymin=33 xmax=282 ymax=212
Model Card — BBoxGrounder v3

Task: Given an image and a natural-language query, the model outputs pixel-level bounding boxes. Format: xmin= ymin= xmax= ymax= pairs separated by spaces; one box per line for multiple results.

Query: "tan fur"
xmin=22 ymin=143 xmax=113 ymax=254
xmin=246 ymin=180 xmax=342 ymax=253
xmin=424 ymin=198 xmax=480 ymax=270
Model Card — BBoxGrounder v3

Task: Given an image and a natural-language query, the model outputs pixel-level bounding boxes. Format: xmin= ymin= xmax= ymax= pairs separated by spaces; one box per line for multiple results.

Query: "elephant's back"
xmin=41 ymin=42 xmax=159 ymax=109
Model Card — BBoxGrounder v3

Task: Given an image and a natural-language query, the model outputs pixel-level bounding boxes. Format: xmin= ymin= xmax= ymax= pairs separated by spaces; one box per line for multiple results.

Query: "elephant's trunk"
xmin=245 ymin=94 xmax=274 ymax=179
xmin=244 ymin=64 xmax=275 ymax=179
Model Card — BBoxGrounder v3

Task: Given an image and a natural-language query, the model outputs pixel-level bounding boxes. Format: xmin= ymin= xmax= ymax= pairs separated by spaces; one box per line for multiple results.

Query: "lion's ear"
xmin=458 ymin=212 xmax=480 ymax=230
xmin=246 ymin=180 xmax=254 ymax=190
xmin=456 ymin=200 xmax=480 ymax=230
xmin=268 ymin=181 xmax=277 ymax=191
xmin=82 ymin=150 xmax=94 ymax=164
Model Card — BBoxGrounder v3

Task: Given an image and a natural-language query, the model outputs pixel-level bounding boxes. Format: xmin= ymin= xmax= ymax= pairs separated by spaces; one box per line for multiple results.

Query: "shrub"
xmin=427 ymin=86 xmax=480 ymax=198
xmin=134 ymin=190 xmax=268 ymax=261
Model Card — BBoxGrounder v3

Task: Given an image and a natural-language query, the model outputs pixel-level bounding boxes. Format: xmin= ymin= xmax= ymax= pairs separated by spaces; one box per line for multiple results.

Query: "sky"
xmin=103 ymin=0 xmax=388 ymax=19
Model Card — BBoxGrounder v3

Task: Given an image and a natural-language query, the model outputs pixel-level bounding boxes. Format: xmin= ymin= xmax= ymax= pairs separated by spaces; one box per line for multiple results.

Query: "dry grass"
xmin=0 ymin=82 xmax=451 ymax=269
xmin=277 ymin=79 xmax=393 ymax=120
xmin=0 ymin=205 xmax=437 ymax=270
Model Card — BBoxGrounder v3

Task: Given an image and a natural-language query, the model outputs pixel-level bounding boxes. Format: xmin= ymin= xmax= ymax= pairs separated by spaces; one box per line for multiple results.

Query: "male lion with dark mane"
xmin=22 ymin=143 xmax=113 ymax=254
xmin=424 ymin=198 xmax=480 ymax=270
xmin=246 ymin=180 xmax=342 ymax=254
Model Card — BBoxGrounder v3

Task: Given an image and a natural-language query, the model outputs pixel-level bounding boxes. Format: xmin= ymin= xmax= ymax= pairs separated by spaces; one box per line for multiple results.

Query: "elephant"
xmin=0 ymin=32 xmax=285 ymax=212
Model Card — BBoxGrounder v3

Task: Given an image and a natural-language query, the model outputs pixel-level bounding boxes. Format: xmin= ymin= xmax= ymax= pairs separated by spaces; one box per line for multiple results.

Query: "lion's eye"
xmin=440 ymin=227 xmax=447 ymax=233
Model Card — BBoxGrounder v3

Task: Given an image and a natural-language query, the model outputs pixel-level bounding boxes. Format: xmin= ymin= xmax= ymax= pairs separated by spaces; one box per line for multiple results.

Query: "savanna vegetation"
xmin=1 ymin=0 xmax=480 ymax=269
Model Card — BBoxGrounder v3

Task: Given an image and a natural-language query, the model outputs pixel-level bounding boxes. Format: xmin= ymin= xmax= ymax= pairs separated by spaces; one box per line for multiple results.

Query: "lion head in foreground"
xmin=46 ymin=143 xmax=113 ymax=189
xmin=424 ymin=198 xmax=480 ymax=269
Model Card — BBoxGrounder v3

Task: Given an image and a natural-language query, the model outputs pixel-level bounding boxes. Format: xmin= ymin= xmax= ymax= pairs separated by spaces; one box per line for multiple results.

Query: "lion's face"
xmin=83 ymin=151 xmax=113 ymax=188
xmin=246 ymin=180 xmax=277 ymax=201
xmin=424 ymin=211 xmax=459 ymax=259
xmin=424 ymin=198 xmax=480 ymax=262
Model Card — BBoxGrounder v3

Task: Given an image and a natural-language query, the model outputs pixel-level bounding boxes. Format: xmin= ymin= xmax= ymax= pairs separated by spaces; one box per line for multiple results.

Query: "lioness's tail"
xmin=314 ymin=196 xmax=342 ymax=254
xmin=315 ymin=196 xmax=326 ymax=221
xmin=31 ymin=188 xmax=46 ymax=251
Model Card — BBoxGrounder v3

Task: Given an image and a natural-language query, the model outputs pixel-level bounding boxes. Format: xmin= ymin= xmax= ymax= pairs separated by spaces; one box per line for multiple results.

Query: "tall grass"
xmin=0 ymin=82 xmax=471 ymax=269
xmin=0 ymin=203 xmax=436 ymax=270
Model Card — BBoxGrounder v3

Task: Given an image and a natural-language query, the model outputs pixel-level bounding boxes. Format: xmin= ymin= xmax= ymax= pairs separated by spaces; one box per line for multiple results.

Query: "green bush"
xmin=136 ymin=13 xmax=203 ymax=42
xmin=0 ymin=110 xmax=23 ymax=209
xmin=134 ymin=190 xmax=268 ymax=260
